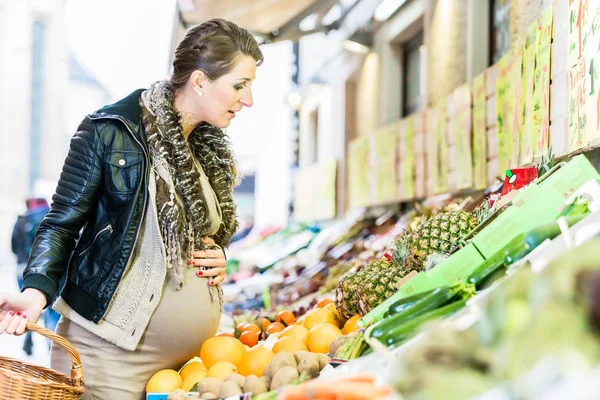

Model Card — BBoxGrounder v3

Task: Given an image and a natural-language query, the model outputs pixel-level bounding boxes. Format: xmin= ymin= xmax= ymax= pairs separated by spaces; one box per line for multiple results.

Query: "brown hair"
xmin=170 ymin=18 xmax=263 ymax=89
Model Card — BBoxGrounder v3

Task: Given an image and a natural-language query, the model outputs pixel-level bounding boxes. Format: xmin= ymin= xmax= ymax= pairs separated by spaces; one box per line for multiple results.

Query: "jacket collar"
xmin=89 ymin=89 xmax=145 ymax=136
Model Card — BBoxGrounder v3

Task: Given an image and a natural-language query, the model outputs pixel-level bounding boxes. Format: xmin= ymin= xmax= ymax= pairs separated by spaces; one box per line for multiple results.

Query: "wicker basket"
xmin=0 ymin=321 xmax=84 ymax=400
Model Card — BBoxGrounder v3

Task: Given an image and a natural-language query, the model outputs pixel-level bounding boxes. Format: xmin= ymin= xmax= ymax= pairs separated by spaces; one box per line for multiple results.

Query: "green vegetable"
xmin=504 ymin=214 xmax=587 ymax=264
xmin=371 ymin=283 xmax=474 ymax=340
xmin=387 ymin=289 xmax=436 ymax=316
xmin=467 ymin=254 xmax=506 ymax=288
xmin=383 ymin=298 xmax=468 ymax=348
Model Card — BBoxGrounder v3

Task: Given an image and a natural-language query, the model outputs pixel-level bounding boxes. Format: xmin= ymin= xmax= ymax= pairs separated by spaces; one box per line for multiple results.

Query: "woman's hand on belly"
xmin=189 ymin=237 xmax=227 ymax=285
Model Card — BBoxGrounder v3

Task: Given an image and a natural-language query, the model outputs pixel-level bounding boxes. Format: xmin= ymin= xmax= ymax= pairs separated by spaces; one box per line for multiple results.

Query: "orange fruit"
xmin=342 ymin=315 xmax=362 ymax=334
xmin=244 ymin=323 xmax=261 ymax=335
xmin=324 ymin=303 xmax=344 ymax=326
xmin=146 ymin=369 xmax=182 ymax=393
xmin=181 ymin=370 xmax=207 ymax=391
xmin=199 ymin=336 xmax=246 ymax=368
xmin=303 ymin=308 xmax=338 ymax=330
xmin=307 ymin=323 xmax=342 ymax=354
xmin=275 ymin=310 xmax=296 ymax=327
xmin=266 ymin=322 xmax=285 ymax=334
xmin=272 ymin=336 xmax=308 ymax=354
xmin=238 ymin=347 xmax=274 ymax=377
xmin=236 ymin=322 xmax=251 ymax=332
xmin=279 ymin=324 xmax=309 ymax=344
xmin=179 ymin=359 xmax=206 ymax=381
xmin=316 ymin=298 xmax=334 ymax=308
xmin=239 ymin=330 xmax=260 ymax=348
xmin=207 ymin=361 xmax=238 ymax=381
xmin=256 ymin=317 xmax=271 ymax=331
xmin=216 ymin=331 xmax=234 ymax=337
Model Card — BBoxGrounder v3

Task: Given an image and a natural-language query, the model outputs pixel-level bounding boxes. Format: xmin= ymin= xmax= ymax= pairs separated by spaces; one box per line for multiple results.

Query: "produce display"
xmin=143 ymin=153 xmax=600 ymax=400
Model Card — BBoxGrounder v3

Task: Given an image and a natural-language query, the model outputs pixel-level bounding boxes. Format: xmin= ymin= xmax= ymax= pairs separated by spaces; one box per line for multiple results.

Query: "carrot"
xmin=279 ymin=380 xmax=393 ymax=400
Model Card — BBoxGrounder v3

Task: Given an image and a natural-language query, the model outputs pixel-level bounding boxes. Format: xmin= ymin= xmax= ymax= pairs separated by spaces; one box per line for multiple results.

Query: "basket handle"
xmin=26 ymin=321 xmax=85 ymax=386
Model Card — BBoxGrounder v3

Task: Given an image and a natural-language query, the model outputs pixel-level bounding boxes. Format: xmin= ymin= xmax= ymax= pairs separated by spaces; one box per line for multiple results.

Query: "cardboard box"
xmin=486 ymin=96 xmax=497 ymax=128
xmin=487 ymin=157 xmax=500 ymax=185
xmin=414 ymin=110 xmax=426 ymax=133
xmin=485 ymin=64 xmax=499 ymax=98
xmin=472 ymin=155 xmax=600 ymax=258
xmin=414 ymin=132 xmax=425 ymax=154
xmin=487 ymin=127 xmax=499 ymax=159
xmin=416 ymin=178 xmax=426 ymax=199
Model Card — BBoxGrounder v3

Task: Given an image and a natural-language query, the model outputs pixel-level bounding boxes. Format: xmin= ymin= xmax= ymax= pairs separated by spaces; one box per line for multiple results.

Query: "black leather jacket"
xmin=22 ymin=89 xmax=150 ymax=323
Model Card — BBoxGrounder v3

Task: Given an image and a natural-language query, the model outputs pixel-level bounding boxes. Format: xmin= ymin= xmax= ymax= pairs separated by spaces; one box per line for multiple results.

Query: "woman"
xmin=0 ymin=18 xmax=262 ymax=399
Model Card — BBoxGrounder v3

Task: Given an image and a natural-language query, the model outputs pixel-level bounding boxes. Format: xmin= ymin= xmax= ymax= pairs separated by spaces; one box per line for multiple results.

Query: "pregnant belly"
xmin=141 ymin=269 xmax=222 ymax=369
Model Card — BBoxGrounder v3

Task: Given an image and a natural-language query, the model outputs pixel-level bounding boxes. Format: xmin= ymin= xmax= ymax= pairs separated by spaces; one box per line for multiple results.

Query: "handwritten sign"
xmin=472 ymin=73 xmax=487 ymax=189
xmin=435 ymin=100 xmax=449 ymax=194
xmin=568 ymin=57 xmax=587 ymax=152
xmin=348 ymin=136 xmax=370 ymax=208
xmin=568 ymin=0 xmax=583 ymax=69
xmin=315 ymin=160 xmax=337 ymax=221
xmin=496 ymin=52 xmax=513 ymax=172
xmin=400 ymin=117 xmax=416 ymax=199
xmin=452 ymin=84 xmax=473 ymax=190
xmin=585 ymin=54 xmax=600 ymax=145
xmin=371 ymin=124 xmax=398 ymax=204
xmin=533 ymin=6 xmax=553 ymax=158
xmin=521 ymin=22 xmax=537 ymax=164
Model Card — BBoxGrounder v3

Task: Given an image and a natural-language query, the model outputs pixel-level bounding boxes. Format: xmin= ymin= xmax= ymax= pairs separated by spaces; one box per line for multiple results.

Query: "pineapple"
xmin=356 ymin=263 xmax=407 ymax=315
xmin=400 ymin=210 xmax=481 ymax=271
xmin=335 ymin=257 xmax=391 ymax=319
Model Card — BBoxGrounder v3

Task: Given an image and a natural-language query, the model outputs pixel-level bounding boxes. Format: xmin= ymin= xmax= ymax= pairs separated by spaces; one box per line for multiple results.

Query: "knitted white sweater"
xmin=53 ymin=170 xmax=167 ymax=351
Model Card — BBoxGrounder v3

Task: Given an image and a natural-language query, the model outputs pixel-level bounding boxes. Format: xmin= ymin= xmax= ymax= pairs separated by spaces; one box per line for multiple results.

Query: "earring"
xmin=197 ymin=91 xmax=203 ymax=97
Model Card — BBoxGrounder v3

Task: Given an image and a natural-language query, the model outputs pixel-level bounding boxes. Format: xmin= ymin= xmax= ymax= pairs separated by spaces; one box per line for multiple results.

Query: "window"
xmin=402 ymin=31 xmax=423 ymax=116
xmin=29 ymin=20 xmax=45 ymax=192
xmin=490 ymin=0 xmax=510 ymax=64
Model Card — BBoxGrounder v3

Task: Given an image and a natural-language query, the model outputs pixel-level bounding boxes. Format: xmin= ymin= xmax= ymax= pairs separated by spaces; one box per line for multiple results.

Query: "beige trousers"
xmin=51 ymin=271 xmax=221 ymax=400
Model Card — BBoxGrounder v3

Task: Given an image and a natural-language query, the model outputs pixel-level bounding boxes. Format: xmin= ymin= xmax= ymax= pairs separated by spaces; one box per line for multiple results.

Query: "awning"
xmin=177 ymin=0 xmax=358 ymax=42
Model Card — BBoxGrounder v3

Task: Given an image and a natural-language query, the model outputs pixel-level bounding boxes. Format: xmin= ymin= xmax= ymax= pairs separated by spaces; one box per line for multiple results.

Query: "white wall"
xmin=0 ymin=0 xmax=68 ymax=262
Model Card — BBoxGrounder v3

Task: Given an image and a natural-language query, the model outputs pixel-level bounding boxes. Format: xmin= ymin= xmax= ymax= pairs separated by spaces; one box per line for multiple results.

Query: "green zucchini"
xmin=467 ymin=254 xmax=506 ymax=288
xmin=371 ymin=286 xmax=459 ymax=339
xmin=387 ymin=288 xmax=436 ymax=316
xmin=383 ymin=298 xmax=468 ymax=348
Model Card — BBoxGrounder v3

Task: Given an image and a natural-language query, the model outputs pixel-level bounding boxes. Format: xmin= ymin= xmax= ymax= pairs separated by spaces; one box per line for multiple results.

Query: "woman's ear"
xmin=189 ymin=70 xmax=208 ymax=93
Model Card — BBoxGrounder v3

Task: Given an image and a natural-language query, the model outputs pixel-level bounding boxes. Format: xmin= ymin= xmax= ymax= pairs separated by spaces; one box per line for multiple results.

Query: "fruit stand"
xmin=142 ymin=151 xmax=600 ymax=399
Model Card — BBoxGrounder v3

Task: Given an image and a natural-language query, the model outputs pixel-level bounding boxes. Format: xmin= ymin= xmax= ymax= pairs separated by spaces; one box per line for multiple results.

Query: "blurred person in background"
xmin=0 ymin=18 xmax=262 ymax=399
xmin=10 ymin=197 xmax=60 ymax=355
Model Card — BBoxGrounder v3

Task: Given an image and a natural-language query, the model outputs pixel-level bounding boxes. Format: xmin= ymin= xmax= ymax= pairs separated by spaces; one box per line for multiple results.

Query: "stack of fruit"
xmin=146 ymin=299 xmax=362 ymax=398
xmin=335 ymin=206 xmax=489 ymax=320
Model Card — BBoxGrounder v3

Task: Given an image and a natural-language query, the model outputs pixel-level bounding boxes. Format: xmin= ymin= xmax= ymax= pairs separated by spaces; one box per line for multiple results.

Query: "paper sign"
xmin=472 ymin=73 xmax=487 ymax=189
xmin=401 ymin=117 xmax=416 ymax=199
xmin=496 ymin=52 xmax=513 ymax=172
xmin=533 ymin=6 xmax=553 ymax=158
xmin=585 ymin=53 xmax=600 ymax=145
xmin=452 ymin=84 xmax=473 ymax=190
xmin=348 ymin=137 xmax=370 ymax=208
xmin=568 ymin=0 xmax=583 ymax=69
xmin=435 ymin=100 xmax=449 ymax=193
xmin=521 ymin=22 xmax=537 ymax=164
xmin=569 ymin=57 xmax=587 ymax=152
